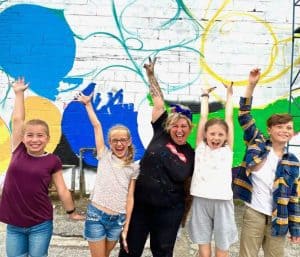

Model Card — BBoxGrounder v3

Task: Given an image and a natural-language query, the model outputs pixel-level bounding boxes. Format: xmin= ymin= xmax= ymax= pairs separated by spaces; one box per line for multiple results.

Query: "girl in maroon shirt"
xmin=0 ymin=78 xmax=84 ymax=257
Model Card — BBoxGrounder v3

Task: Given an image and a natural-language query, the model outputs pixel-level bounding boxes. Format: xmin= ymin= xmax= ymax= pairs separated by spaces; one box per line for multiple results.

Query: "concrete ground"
xmin=0 ymin=198 xmax=299 ymax=257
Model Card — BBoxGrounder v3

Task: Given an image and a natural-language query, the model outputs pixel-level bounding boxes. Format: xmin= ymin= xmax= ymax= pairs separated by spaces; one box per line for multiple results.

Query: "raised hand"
xmin=143 ymin=57 xmax=157 ymax=77
xmin=249 ymin=68 xmax=261 ymax=87
xmin=12 ymin=77 xmax=29 ymax=93
xmin=223 ymin=81 xmax=233 ymax=96
xmin=76 ymin=92 xmax=93 ymax=106
xmin=202 ymin=86 xmax=216 ymax=96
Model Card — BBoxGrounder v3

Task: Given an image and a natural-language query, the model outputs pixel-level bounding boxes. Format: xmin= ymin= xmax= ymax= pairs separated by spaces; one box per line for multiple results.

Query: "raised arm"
xmin=143 ymin=57 xmax=165 ymax=122
xmin=11 ymin=78 xmax=29 ymax=151
xmin=238 ymin=68 xmax=261 ymax=144
xmin=224 ymin=82 xmax=234 ymax=148
xmin=77 ymin=92 xmax=105 ymax=156
xmin=244 ymin=68 xmax=261 ymax=98
xmin=196 ymin=87 xmax=216 ymax=146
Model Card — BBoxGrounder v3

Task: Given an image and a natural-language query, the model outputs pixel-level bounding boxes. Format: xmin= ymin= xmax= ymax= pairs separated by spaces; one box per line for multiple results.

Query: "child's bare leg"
xmin=88 ymin=240 xmax=106 ymax=257
xmin=216 ymin=247 xmax=229 ymax=257
xmin=198 ymin=244 xmax=211 ymax=257
xmin=105 ymin=240 xmax=118 ymax=257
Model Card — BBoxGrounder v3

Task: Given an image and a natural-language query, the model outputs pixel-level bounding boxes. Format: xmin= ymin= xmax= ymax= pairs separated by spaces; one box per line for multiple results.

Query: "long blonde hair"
xmin=108 ymin=124 xmax=135 ymax=165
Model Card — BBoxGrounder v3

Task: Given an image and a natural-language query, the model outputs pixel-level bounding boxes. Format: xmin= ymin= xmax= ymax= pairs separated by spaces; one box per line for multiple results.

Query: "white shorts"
xmin=188 ymin=197 xmax=238 ymax=251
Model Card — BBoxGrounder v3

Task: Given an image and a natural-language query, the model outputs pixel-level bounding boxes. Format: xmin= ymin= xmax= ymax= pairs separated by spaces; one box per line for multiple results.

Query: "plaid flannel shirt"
xmin=233 ymin=97 xmax=300 ymax=237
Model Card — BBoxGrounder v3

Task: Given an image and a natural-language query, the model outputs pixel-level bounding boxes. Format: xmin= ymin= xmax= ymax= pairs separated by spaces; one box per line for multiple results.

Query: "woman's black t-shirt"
xmin=135 ymin=111 xmax=195 ymax=207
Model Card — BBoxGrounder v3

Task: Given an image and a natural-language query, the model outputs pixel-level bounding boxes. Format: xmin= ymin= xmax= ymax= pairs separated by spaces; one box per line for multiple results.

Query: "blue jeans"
xmin=84 ymin=203 xmax=126 ymax=241
xmin=6 ymin=220 xmax=53 ymax=257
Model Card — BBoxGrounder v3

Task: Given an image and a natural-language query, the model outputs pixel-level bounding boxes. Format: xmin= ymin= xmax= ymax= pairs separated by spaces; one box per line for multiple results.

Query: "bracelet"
xmin=66 ymin=208 xmax=76 ymax=215
xmin=201 ymin=93 xmax=209 ymax=98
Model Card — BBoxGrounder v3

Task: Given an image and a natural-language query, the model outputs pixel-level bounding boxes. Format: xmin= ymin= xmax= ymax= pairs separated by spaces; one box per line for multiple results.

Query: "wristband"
xmin=201 ymin=93 xmax=209 ymax=98
xmin=66 ymin=208 xmax=76 ymax=215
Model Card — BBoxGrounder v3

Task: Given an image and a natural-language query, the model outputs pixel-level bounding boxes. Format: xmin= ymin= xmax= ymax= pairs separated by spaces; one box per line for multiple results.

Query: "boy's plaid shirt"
xmin=233 ymin=97 xmax=300 ymax=237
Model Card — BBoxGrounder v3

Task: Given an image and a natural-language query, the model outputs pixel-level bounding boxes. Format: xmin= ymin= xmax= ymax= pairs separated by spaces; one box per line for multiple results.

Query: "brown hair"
xmin=204 ymin=118 xmax=229 ymax=134
xmin=164 ymin=113 xmax=193 ymax=133
xmin=267 ymin=113 xmax=293 ymax=128
xmin=108 ymin=124 xmax=135 ymax=165
xmin=23 ymin=119 xmax=50 ymax=136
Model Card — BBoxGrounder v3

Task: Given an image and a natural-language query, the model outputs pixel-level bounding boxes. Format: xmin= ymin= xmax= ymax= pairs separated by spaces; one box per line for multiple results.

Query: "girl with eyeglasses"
xmin=77 ymin=92 xmax=139 ymax=257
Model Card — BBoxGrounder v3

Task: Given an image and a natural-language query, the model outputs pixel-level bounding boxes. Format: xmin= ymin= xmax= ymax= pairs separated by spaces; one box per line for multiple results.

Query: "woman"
xmin=119 ymin=57 xmax=195 ymax=257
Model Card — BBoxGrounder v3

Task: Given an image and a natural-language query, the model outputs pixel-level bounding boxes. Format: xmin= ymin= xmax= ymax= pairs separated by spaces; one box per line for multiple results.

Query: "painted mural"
xmin=0 ymin=0 xmax=300 ymax=175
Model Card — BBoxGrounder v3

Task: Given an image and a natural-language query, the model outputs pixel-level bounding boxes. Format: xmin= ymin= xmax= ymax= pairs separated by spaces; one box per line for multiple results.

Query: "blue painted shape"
xmin=62 ymin=83 xmax=145 ymax=167
xmin=0 ymin=4 xmax=76 ymax=100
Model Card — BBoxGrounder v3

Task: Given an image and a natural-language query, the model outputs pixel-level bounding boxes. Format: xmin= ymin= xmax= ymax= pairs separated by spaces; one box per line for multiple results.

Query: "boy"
xmin=233 ymin=68 xmax=300 ymax=257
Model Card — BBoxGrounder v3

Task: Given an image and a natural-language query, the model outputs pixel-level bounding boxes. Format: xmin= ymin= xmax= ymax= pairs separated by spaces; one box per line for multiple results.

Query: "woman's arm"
xmin=143 ymin=57 xmax=165 ymax=123
xmin=11 ymin=78 xmax=29 ymax=151
xmin=77 ymin=92 xmax=105 ymax=156
xmin=52 ymin=170 xmax=84 ymax=220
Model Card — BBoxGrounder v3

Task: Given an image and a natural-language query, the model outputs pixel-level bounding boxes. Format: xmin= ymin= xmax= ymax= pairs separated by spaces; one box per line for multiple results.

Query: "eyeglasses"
xmin=111 ymin=138 xmax=129 ymax=144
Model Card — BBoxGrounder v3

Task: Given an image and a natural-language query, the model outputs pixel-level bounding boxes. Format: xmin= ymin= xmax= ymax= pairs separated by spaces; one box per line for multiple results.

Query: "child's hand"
xmin=223 ymin=81 xmax=233 ymax=96
xmin=143 ymin=57 xmax=157 ymax=77
xmin=121 ymin=230 xmax=129 ymax=253
xmin=288 ymin=235 xmax=300 ymax=244
xmin=201 ymin=86 xmax=216 ymax=96
xmin=12 ymin=77 xmax=29 ymax=93
xmin=249 ymin=68 xmax=261 ymax=87
xmin=76 ymin=92 xmax=93 ymax=105
xmin=68 ymin=212 xmax=85 ymax=220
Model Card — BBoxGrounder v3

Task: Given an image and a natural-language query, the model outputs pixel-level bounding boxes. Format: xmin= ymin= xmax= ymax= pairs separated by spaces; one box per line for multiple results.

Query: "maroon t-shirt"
xmin=0 ymin=143 xmax=62 ymax=227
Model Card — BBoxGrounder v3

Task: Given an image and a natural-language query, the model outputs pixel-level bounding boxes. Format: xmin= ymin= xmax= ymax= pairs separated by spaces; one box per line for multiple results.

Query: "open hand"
xmin=249 ymin=68 xmax=261 ymax=87
xmin=75 ymin=92 xmax=93 ymax=105
xmin=12 ymin=77 xmax=29 ymax=93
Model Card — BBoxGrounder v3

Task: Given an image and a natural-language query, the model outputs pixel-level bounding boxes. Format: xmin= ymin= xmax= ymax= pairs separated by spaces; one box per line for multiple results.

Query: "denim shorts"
xmin=84 ymin=203 xmax=126 ymax=242
xmin=6 ymin=220 xmax=53 ymax=257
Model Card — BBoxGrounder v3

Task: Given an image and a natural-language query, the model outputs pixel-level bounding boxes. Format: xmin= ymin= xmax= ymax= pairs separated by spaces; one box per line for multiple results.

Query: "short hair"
xmin=23 ymin=119 xmax=50 ymax=136
xmin=266 ymin=113 xmax=293 ymax=128
xmin=164 ymin=112 xmax=193 ymax=133
xmin=204 ymin=118 xmax=229 ymax=134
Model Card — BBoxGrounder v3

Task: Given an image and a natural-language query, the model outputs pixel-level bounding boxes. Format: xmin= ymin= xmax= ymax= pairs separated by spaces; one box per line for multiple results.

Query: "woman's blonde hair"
xmin=108 ymin=124 xmax=135 ymax=165
xmin=164 ymin=113 xmax=193 ymax=133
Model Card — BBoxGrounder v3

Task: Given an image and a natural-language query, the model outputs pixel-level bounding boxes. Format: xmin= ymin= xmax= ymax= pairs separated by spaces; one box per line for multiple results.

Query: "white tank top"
xmin=190 ymin=141 xmax=233 ymax=200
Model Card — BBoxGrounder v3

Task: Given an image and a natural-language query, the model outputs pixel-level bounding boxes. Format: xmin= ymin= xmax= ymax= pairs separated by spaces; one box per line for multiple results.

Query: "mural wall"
xmin=1 ymin=1 xmax=300 ymax=180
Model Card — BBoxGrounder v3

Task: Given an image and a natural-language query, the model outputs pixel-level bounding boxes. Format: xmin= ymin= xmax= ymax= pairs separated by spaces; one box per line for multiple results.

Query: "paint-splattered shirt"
xmin=135 ymin=111 xmax=194 ymax=207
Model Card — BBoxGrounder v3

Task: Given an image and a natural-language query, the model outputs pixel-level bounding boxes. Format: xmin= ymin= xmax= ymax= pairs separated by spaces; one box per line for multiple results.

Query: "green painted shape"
xmin=187 ymin=97 xmax=300 ymax=167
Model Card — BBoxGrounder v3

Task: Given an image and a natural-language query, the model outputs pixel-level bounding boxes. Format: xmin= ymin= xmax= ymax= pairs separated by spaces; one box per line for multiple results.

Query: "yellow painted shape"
xmin=24 ymin=96 xmax=61 ymax=153
xmin=200 ymin=10 xmax=279 ymax=86
xmin=0 ymin=117 xmax=11 ymax=174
